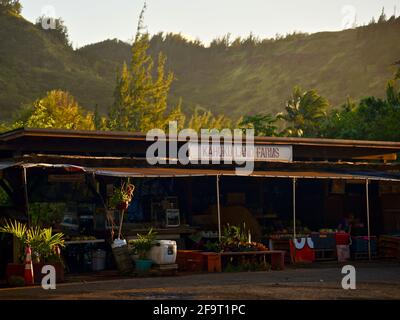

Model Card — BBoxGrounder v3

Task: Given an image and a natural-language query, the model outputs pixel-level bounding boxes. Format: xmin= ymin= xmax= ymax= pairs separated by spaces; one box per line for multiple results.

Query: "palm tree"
xmin=239 ymin=113 xmax=279 ymax=136
xmin=282 ymin=86 xmax=329 ymax=137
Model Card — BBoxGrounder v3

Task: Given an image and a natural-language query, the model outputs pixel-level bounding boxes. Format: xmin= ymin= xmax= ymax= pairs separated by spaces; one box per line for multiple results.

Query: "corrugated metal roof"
xmin=2 ymin=128 xmax=400 ymax=149
xmin=87 ymin=166 xmax=400 ymax=181
xmin=0 ymin=162 xmax=20 ymax=171
xmin=2 ymin=162 xmax=399 ymax=181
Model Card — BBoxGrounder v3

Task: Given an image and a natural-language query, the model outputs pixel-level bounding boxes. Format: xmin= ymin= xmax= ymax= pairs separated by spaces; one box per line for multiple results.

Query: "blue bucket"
xmin=135 ymin=259 xmax=153 ymax=272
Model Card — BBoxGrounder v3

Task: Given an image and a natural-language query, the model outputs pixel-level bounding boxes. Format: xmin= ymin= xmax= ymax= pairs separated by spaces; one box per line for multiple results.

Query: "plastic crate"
xmin=350 ymin=236 xmax=377 ymax=253
xmin=335 ymin=232 xmax=350 ymax=245
xmin=311 ymin=233 xmax=336 ymax=249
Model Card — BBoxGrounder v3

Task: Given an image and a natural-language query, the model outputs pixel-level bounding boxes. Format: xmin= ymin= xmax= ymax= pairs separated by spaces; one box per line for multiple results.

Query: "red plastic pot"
xmin=5 ymin=262 xmax=64 ymax=285
xmin=117 ymin=202 xmax=129 ymax=211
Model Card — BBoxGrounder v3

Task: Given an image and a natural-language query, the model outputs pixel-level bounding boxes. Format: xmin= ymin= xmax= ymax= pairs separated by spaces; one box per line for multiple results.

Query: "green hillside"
xmin=1 ymin=10 xmax=400 ymax=121
xmin=0 ymin=11 xmax=111 ymax=119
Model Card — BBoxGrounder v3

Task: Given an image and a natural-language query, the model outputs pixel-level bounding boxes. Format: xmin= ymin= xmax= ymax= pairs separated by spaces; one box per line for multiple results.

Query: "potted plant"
xmin=0 ymin=219 xmax=65 ymax=284
xmin=109 ymin=181 xmax=135 ymax=241
xmin=129 ymin=228 xmax=157 ymax=273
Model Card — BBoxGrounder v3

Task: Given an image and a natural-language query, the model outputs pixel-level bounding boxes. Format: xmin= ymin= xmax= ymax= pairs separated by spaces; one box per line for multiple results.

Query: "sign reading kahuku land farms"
xmin=188 ymin=143 xmax=293 ymax=162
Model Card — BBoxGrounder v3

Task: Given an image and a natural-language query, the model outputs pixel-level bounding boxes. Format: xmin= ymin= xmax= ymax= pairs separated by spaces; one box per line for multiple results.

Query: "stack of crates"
xmin=311 ymin=232 xmax=336 ymax=261
xmin=350 ymin=236 xmax=377 ymax=259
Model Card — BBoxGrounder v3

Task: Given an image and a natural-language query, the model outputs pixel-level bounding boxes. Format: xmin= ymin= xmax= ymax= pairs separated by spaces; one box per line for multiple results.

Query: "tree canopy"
xmin=13 ymin=90 xmax=95 ymax=130
xmin=321 ymin=75 xmax=400 ymax=141
xmin=0 ymin=0 xmax=21 ymax=15
xmin=281 ymin=86 xmax=329 ymax=137
xmin=238 ymin=113 xmax=279 ymax=137
xmin=108 ymin=3 xmax=185 ymax=132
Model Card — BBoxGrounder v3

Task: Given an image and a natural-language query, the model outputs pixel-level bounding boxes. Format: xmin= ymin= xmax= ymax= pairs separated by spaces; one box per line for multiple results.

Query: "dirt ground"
xmin=0 ymin=261 xmax=399 ymax=300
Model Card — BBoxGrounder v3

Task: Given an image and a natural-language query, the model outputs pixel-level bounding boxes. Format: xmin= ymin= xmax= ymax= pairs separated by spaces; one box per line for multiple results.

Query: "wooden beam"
xmin=353 ymin=153 xmax=397 ymax=161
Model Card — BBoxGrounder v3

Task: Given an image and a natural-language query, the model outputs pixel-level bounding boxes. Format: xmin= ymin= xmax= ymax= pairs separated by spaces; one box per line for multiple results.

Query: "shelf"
xmin=65 ymin=239 xmax=105 ymax=245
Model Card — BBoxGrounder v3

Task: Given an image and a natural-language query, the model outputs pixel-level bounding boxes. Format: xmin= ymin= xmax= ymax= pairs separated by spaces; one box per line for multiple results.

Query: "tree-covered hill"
xmin=1 ymin=9 xmax=400 ymax=121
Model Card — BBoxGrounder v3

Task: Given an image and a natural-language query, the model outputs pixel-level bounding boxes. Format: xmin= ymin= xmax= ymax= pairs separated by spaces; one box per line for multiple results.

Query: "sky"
xmin=20 ymin=0 xmax=400 ymax=48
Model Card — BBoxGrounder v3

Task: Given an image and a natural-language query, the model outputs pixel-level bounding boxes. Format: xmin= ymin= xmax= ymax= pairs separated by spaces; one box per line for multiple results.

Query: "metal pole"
xmin=293 ymin=177 xmax=296 ymax=240
xmin=366 ymin=179 xmax=371 ymax=261
xmin=216 ymin=175 xmax=221 ymax=241
xmin=23 ymin=166 xmax=30 ymax=227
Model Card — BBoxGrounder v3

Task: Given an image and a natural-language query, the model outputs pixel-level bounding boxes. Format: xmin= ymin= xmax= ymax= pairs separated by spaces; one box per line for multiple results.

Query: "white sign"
xmin=188 ymin=143 xmax=293 ymax=162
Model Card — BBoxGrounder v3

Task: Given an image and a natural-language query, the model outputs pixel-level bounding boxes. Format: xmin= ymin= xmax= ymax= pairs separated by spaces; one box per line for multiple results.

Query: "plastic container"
xmin=311 ymin=233 xmax=336 ymax=249
xmin=335 ymin=232 xmax=350 ymax=245
xmin=92 ymin=249 xmax=106 ymax=271
xmin=336 ymin=245 xmax=350 ymax=262
xmin=350 ymin=236 xmax=377 ymax=253
xmin=111 ymin=239 xmax=127 ymax=248
xmin=148 ymin=240 xmax=177 ymax=265
xmin=135 ymin=259 xmax=153 ymax=272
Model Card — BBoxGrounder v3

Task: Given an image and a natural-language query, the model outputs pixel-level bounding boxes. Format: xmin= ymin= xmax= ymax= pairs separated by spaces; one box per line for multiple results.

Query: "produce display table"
xmin=379 ymin=235 xmax=400 ymax=259
xmin=176 ymin=250 xmax=285 ymax=272
xmin=219 ymin=250 xmax=285 ymax=271
xmin=269 ymin=238 xmax=292 ymax=263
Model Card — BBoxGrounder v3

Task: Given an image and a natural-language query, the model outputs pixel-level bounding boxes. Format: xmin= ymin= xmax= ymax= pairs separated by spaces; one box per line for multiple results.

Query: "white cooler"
xmin=148 ymin=240 xmax=177 ymax=265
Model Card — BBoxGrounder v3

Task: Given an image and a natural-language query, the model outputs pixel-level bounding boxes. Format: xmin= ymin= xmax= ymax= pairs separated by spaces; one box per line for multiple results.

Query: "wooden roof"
xmin=1 ymin=128 xmax=400 ymax=162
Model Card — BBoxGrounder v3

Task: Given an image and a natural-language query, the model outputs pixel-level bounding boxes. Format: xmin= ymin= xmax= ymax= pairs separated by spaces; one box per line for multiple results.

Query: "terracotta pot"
xmin=5 ymin=263 xmax=24 ymax=283
xmin=117 ymin=201 xmax=129 ymax=211
xmin=33 ymin=262 xmax=65 ymax=283
xmin=5 ymin=262 xmax=65 ymax=285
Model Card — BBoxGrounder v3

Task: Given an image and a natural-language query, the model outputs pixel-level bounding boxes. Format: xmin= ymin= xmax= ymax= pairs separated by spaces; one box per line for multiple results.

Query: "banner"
xmin=188 ymin=143 xmax=293 ymax=162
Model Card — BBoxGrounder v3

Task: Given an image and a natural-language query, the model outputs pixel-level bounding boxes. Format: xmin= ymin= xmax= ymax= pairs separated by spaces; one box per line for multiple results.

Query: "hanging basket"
xmin=116 ymin=201 xmax=129 ymax=211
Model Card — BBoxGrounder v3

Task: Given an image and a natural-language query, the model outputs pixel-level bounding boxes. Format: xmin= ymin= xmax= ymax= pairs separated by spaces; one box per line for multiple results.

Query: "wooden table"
xmin=176 ymin=250 xmax=285 ymax=273
xmin=219 ymin=251 xmax=285 ymax=271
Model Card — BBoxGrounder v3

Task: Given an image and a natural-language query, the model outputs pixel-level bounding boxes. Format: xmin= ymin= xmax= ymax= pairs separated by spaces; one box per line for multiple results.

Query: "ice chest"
xmin=148 ymin=240 xmax=177 ymax=265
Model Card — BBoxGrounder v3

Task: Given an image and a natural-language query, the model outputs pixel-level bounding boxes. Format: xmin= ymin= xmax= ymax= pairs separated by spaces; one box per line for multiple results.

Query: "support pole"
xmin=216 ymin=175 xmax=221 ymax=241
xmin=293 ymin=177 xmax=297 ymax=240
xmin=23 ymin=166 xmax=30 ymax=227
xmin=366 ymin=179 xmax=371 ymax=261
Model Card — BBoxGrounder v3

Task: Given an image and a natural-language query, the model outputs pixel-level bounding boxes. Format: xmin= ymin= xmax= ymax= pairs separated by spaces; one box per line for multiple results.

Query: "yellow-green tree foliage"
xmin=188 ymin=108 xmax=233 ymax=132
xmin=109 ymin=4 xmax=184 ymax=133
xmin=0 ymin=122 xmax=10 ymax=133
xmin=15 ymin=90 xmax=95 ymax=130
xmin=0 ymin=0 xmax=22 ymax=15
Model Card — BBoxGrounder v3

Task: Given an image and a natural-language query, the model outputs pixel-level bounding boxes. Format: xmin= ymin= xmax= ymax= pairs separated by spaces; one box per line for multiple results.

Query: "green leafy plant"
xmin=129 ymin=228 xmax=157 ymax=260
xmin=109 ymin=180 xmax=135 ymax=241
xmin=220 ymin=223 xmax=250 ymax=252
xmin=0 ymin=219 xmax=65 ymax=263
xmin=109 ymin=182 xmax=135 ymax=210
xmin=29 ymin=203 xmax=65 ymax=227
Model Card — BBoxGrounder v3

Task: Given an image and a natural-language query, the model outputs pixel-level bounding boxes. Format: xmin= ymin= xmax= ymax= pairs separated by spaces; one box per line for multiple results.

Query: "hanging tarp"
xmin=0 ymin=162 xmax=20 ymax=171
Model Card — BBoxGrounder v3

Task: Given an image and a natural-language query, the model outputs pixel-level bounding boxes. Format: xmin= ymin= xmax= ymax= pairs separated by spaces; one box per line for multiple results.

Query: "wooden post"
xmin=366 ymin=179 xmax=372 ymax=261
xmin=293 ymin=177 xmax=297 ymax=240
xmin=216 ymin=175 xmax=221 ymax=241
xmin=22 ymin=166 xmax=30 ymax=227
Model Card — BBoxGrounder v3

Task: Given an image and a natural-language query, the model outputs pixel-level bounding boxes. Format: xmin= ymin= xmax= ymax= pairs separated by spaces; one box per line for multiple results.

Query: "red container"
xmin=176 ymin=250 xmax=205 ymax=272
xmin=6 ymin=262 xmax=65 ymax=285
xmin=335 ymin=232 xmax=350 ymax=245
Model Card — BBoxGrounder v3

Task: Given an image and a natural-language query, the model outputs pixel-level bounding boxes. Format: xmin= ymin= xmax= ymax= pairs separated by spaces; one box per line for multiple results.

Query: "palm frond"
xmin=0 ymin=219 xmax=27 ymax=241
